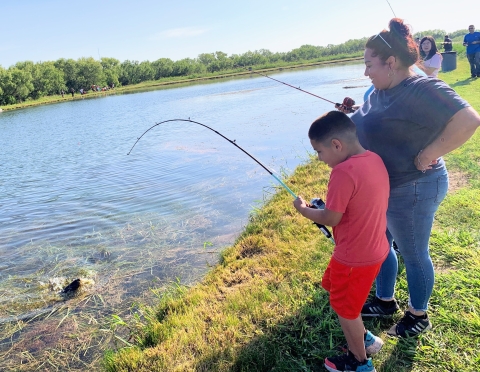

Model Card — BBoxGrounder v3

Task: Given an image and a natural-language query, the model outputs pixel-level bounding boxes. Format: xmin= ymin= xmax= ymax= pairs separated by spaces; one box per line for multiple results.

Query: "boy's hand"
xmin=293 ymin=196 xmax=307 ymax=211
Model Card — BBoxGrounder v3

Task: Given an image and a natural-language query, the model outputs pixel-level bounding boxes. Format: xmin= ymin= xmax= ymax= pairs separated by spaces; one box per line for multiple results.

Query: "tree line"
xmin=0 ymin=28 xmax=467 ymax=106
xmin=0 ymin=37 xmax=369 ymax=105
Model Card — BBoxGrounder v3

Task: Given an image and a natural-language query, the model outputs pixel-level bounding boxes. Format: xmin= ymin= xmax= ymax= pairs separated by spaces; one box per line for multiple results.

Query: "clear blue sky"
xmin=1 ymin=0 xmax=473 ymax=68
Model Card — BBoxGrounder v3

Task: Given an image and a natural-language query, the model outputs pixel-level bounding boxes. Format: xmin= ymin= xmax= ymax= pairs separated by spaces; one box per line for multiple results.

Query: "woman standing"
xmin=419 ymin=36 xmax=443 ymax=77
xmin=340 ymin=18 xmax=480 ymax=338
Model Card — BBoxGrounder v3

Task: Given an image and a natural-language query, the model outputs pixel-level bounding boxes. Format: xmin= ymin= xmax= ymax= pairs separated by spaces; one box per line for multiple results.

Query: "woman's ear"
xmin=386 ymin=55 xmax=397 ymax=69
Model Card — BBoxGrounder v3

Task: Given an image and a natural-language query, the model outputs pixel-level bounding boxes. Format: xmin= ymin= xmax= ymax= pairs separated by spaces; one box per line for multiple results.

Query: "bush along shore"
xmin=102 ymin=59 xmax=479 ymax=372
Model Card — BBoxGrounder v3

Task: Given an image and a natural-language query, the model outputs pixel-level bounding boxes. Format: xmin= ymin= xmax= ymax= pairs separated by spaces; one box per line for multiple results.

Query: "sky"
xmin=0 ymin=0 xmax=474 ymax=68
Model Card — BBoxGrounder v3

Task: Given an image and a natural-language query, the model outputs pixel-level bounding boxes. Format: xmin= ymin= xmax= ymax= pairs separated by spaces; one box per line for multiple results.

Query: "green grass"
xmin=101 ymin=57 xmax=480 ymax=371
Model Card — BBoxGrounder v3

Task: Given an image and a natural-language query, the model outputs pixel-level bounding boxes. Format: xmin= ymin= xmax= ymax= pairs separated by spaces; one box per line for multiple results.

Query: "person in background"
xmin=339 ymin=18 xmax=480 ymax=338
xmin=442 ymin=35 xmax=453 ymax=52
xmin=419 ymin=36 xmax=443 ymax=77
xmin=463 ymin=25 xmax=480 ymax=78
xmin=294 ymin=111 xmax=389 ymax=372
xmin=415 ymin=37 xmax=420 ymax=46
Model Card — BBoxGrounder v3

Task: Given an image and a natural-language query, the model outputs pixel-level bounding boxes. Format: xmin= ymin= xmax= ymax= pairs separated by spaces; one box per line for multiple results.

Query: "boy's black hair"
xmin=308 ymin=111 xmax=357 ymax=144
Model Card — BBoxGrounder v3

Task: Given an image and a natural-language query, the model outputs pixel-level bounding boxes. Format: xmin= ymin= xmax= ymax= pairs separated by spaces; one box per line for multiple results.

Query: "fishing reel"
xmin=335 ymin=97 xmax=356 ymax=113
xmin=308 ymin=198 xmax=333 ymax=240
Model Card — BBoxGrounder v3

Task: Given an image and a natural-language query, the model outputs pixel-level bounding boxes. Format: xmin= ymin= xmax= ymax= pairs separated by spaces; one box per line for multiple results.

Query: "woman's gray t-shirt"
xmin=351 ymin=76 xmax=470 ymax=188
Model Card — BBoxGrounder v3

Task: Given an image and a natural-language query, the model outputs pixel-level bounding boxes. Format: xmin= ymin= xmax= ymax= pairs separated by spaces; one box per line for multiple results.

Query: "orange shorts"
xmin=322 ymin=257 xmax=382 ymax=320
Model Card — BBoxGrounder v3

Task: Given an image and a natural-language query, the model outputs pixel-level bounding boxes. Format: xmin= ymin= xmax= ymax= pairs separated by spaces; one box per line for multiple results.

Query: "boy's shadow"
xmin=194 ymin=289 xmax=419 ymax=371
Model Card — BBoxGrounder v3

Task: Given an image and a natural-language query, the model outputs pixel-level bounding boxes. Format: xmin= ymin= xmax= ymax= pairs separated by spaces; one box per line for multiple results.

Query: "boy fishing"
xmin=293 ymin=111 xmax=389 ymax=372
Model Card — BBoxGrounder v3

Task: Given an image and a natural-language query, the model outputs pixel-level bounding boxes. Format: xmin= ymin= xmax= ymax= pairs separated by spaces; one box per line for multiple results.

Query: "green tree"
xmin=197 ymin=53 xmax=216 ymax=66
xmin=232 ymin=50 xmax=267 ymax=67
xmin=414 ymin=29 xmax=447 ymax=40
xmin=172 ymin=58 xmax=205 ymax=76
xmin=54 ymin=58 xmax=78 ymax=90
xmin=119 ymin=60 xmax=141 ymax=85
xmin=138 ymin=61 xmax=155 ymax=81
xmin=0 ymin=67 xmax=34 ymax=104
xmin=75 ymin=57 xmax=104 ymax=90
xmin=100 ymin=57 xmax=121 ymax=87
xmin=30 ymin=62 xmax=65 ymax=98
xmin=152 ymin=58 xmax=174 ymax=79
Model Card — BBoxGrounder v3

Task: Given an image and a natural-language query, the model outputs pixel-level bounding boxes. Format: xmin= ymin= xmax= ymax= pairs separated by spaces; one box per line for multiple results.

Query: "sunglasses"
xmin=373 ymin=32 xmax=392 ymax=48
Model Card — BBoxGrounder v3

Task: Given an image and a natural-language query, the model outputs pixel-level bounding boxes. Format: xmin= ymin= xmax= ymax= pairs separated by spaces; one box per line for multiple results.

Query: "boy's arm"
xmin=293 ymin=196 xmax=343 ymax=227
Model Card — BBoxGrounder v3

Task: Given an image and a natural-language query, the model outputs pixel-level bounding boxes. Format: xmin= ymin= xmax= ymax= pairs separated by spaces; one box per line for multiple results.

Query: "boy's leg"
xmin=338 ymin=315 xmax=366 ymax=361
xmin=325 ymin=260 xmax=381 ymax=371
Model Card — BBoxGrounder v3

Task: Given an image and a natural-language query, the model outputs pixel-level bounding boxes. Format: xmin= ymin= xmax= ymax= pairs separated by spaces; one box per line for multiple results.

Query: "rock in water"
xmin=61 ymin=278 xmax=81 ymax=295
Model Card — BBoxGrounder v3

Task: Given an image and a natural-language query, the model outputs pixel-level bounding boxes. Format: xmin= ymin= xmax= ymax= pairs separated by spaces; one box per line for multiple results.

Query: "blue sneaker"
xmin=338 ymin=330 xmax=383 ymax=356
xmin=325 ymin=351 xmax=376 ymax=372
xmin=364 ymin=330 xmax=384 ymax=355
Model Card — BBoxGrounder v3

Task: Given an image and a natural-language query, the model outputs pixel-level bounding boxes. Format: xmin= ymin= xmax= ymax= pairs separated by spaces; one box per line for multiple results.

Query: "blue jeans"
xmin=467 ymin=52 xmax=480 ymax=76
xmin=375 ymin=169 xmax=449 ymax=312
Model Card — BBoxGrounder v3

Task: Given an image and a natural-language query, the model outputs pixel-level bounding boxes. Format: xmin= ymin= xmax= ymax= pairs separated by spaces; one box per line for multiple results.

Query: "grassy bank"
xmin=103 ymin=58 xmax=480 ymax=372
xmin=0 ymin=55 xmax=362 ymax=112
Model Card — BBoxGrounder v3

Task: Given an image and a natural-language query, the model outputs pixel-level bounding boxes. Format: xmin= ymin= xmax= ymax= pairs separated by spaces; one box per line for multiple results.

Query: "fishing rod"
xmin=127 ymin=119 xmax=297 ymax=197
xmin=127 ymin=118 xmax=334 ymax=243
xmin=242 ymin=66 xmax=356 ymax=112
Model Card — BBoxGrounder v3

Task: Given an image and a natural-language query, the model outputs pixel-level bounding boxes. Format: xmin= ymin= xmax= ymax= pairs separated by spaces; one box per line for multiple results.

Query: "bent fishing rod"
xmin=127 ymin=118 xmax=334 ymax=243
xmin=241 ymin=66 xmax=356 ymax=112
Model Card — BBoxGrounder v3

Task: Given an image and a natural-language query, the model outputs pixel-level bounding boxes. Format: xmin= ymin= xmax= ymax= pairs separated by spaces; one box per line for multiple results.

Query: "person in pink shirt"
xmin=294 ymin=111 xmax=390 ymax=372
xmin=419 ymin=36 xmax=443 ymax=77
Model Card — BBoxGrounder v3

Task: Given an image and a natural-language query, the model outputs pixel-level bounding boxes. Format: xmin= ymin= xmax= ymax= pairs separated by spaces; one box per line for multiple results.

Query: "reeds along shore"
xmin=103 ymin=60 xmax=480 ymax=372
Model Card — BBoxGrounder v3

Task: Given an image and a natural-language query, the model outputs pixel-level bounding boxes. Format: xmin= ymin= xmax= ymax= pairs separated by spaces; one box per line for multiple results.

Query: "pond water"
xmin=0 ymin=62 xmax=368 ymax=369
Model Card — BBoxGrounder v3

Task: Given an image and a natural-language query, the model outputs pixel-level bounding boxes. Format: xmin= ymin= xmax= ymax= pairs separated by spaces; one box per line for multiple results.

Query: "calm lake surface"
xmin=0 ymin=62 xmax=368 ymax=369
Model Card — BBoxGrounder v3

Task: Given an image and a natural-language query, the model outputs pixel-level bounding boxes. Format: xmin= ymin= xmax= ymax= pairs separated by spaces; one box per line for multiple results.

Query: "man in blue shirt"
xmin=463 ymin=25 xmax=480 ymax=78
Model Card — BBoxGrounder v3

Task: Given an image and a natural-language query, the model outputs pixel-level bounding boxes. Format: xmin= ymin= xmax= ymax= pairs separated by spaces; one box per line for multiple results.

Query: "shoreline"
xmin=0 ymin=56 xmax=363 ymax=113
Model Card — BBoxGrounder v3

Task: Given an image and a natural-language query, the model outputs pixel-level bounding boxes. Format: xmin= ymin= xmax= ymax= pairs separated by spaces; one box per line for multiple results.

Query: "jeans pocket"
xmin=415 ymin=173 xmax=448 ymax=203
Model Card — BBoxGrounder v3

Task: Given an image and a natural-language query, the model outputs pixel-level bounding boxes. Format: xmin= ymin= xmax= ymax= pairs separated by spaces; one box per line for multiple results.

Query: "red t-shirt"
xmin=326 ymin=150 xmax=390 ymax=266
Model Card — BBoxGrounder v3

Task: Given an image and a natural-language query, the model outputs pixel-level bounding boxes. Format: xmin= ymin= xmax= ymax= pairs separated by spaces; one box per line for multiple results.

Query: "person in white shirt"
xmin=419 ymin=36 xmax=443 ymax=77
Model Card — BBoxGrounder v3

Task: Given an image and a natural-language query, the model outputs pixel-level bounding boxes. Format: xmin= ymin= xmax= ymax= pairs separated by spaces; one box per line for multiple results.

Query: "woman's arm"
xmin=416 ymin=106 xmax=480 ymax=171
xmin=421 ymin=65 xmax=437 ymax=76
xmin=420 ymin=54 xmax=442 ymax=76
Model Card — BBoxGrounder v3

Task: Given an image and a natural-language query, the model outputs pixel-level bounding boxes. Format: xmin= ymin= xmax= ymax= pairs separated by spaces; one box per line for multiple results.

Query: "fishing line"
xmin=127 ymin=118 xmax=334 ymax=243
xmin=244 ymin=67 xmax=336 ymax=105
xmin=385 ymin=0 xmax=397 ymax=17
xmin=242 ymin=66 xmax=355 ymax=112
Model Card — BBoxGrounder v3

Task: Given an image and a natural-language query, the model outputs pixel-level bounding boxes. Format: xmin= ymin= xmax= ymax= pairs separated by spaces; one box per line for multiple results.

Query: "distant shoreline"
xmin=0 ymin=56 xmax=363 ymax=113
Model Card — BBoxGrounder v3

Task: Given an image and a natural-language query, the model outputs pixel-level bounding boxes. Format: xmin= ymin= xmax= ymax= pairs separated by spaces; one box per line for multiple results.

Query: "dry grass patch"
xmin=448 ymin=169 xmax=470 ymax=192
